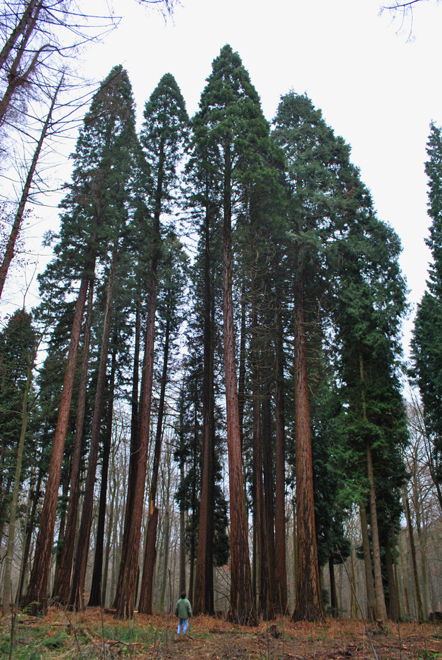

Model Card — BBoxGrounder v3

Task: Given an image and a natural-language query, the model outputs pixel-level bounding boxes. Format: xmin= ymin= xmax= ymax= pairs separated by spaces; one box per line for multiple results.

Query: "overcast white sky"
xmin=4 ymin=0 xmax=442 ymax=357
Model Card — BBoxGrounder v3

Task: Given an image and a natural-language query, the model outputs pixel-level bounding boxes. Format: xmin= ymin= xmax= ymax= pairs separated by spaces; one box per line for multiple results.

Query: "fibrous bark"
xmin=24 ymin=267 xmax=92 ymax=614
xmin=52 ymin=278 xmax=94 ymax=604
xmin=292 ymin=277 xmax=324 ymax=622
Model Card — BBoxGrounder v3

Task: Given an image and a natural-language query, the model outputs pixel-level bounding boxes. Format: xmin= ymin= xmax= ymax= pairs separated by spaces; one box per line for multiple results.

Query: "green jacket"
xmin=175 ymin=598 xmax=192 ymax=619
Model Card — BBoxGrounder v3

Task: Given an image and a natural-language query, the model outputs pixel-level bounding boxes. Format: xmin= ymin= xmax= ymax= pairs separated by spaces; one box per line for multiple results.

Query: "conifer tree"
xmin=24 ymin=65 xmax=137 ymax=613
xmin=412 ymin=122 xmax=442 ymax=491
xmin=114 ymin=72 xmax=188 ymax=619
xmin=272 ymin=92 xmax=350 ymax=622
xmin=333 ymin=207 xmax=408 ymax=622
xmin=191 ymin=44 xmax=276 ymax=624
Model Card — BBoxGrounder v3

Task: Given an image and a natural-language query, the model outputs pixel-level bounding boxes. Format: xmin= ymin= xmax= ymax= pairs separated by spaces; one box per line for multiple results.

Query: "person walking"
xmin=175 ymin=591 xmax=192 ymax=635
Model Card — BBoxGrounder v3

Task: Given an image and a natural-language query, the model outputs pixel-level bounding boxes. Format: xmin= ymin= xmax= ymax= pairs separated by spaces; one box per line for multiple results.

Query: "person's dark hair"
xmin=180 ymin=591 xmax=186 ymax=600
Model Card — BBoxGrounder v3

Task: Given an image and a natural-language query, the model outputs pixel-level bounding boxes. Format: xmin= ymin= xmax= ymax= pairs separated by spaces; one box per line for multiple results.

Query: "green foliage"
xmin=0 ymin=309 xmax=37 ymax=524
xmin=412 ymin=122 xmax=442 ymax=481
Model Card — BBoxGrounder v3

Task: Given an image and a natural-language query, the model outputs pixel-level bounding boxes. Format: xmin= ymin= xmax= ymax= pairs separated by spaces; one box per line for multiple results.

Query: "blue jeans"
xmin=177 ymin=618 xmax=188 ymax=634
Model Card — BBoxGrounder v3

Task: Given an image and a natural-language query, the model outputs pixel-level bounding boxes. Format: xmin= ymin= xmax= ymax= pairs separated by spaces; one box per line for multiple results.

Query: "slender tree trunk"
xmin=18 ymin=465 xmax=43 ymax=603
xmin=413 ymin=483 xmax=430 ymax=620
xmin=179 ymin=451 xmax=186 ymax=596
xmin=329 ymin=557 xmax=338 ymax=617
xmin=160 ymin=469 xmax=171 ymax=611
xmin=403 ymin=488 xmax=425 ymax=622
xmin=113 ymin=293 xmax=141 ymax=607
xmin=194 ymin=205 xmax=215 ymax=616
xmin=292 ymin=277 xmax=323 ymax=622
xmin=359 ymin=504 xmax=376 ymax=621
xmin=0 ymin=75 xmax=62 ymax=297
xmin=114 ymin=139 xmax=165 ymax=619
xmin=2 ymin=339 xmax=34 ymax=614
xmin=251 ymin=272 xmax=271 ymax=620
xmin=359 ymin=352 xmax=387 ymax=621
xmin=222 ymin=144 xmax=255 ymax=626
xmin=238 ymin=289 xmax=246 ymax=452
xmin=262 ymin=372 xmax=276 ymax=614
xmin=24 ymin=265 xmax=93 ymax=614
xmin=384 ymin=535 xmax=400 ymax=622
xmin=366 ymin=442 xmax=388 ymax=621
xmin=69 ymin=244 xmax=118 ymax=610
xmin=138 ymin=313 xmax=171 ymax=613
xmin=102 ymin=449 xmax=117 ymax=608
xmin=52 ymin=278 xmax=94 ymax=603
xmin=88 ymin=346 xmax=117 ymax=606
xmin=274 ymin=306 xmax=288 ymax=614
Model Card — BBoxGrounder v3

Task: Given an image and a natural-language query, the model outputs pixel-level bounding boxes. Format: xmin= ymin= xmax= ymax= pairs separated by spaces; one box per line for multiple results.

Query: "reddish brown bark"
xmin=24 ymin=270 xmax=92 ymax=614
xmin=52 ymin=278 xmax=94 ymax=604
xmin=261 ymin=370 xmax=276 ymax=616
xmin=113 ymin=294 xmax=141 ymax=608
xmin=238 ymin=291 xmax=246 ymax=452
xmin=139 ymin=506 xmax=158 ymax=612
xmin=69 ymin=245 xmax=118 ymax=611
xmin=114 ymin=138 xmax=165 ymax=619
xmin=274 ymin=307 xmax=288 ymax=614
xmin=88 ymin=346 xmax=117 ymax=607
xmin=138 ymin=314 xmax=171 ymax=614
xmin=292 ymin=278 xmax=324 ymax=622
xmin=194 ymin=207 xmax=215 ymax=616
xmin=251 ymin=275 xmax=272 ymax=620
xmin=223 ymin=145 xmax=256 ymax=626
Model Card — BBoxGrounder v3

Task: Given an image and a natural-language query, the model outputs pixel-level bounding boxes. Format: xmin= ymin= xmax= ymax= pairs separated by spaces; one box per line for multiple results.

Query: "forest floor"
xmin=1 ymin=607 xmax=442 ymax=660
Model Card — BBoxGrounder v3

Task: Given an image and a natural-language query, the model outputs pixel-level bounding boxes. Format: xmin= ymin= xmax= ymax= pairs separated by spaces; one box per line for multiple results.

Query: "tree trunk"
xmin=366 ymin=441 xmax=388 ymax=621
xmin=69 ymin=243 xmax=118 ymax=610
xmin=384 ymin=535 xmax=400 ymax=622
xmin=292 ymin=277 xmax=324 ymax=622
xmin=274 ymin=306 xmax=288 ymax=614
xmin=238 ymin=289 xmax=246 ymax=452
xmin=24 ymin=266 xmax=93 ymax=614
xmin=251 ymin=273 xmax=272 ymax=620
xmin=138 ymin=313 xmax=171 ymax=613
xmin=113 ymin=138 xmax=165 ymax=619
xmin=52 ymin=278 xmax=94 ymax=603
xmin=112 ymin=292 xmax=141 ymax=607
xmin=0 ymin=0 xmax=44 ymax=125
xmin=0 ymin=0 xmax=40 ymax=72
xmin=2 ymin=338 xmax=34 ymax=614
xmin=329 ymin=556 xmax=338 ymax=617
xmin=403 ymin=488 xmax=425 ymax=622
xmin=194 ymin=205 xmax=215 ymax=616
xmin=359 ymin=504 xmax=376 ymax=621
xmin=262 ymin=380 xmax=276 ymax=613
xmin=160 ymin=507 xmax=170 ymax=611
xmin=102 ymin=448 xmax=117 ymax=608
xmin=0 ymin=75 xmax=62 ymax=298
xmin=18 ymin=465 xmax=43 ymax=603
xmin=359 ymin=352 xmax=387 ymax=622
xmin=179 ymin=451 xmax=186 ymax=595
xmin=88 ymin=345 xmax=117 ymax=606
xmin=222 ymin=144 xmax=256 ymax=626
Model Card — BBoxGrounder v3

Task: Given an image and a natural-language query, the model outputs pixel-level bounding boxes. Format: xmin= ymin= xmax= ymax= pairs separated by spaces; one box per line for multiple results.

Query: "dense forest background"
xmin=2 ymin=0 xmax=442 ymax=627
